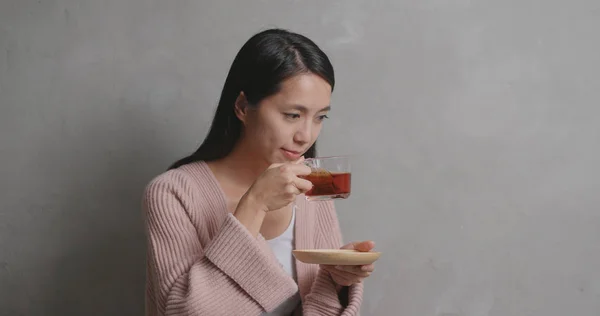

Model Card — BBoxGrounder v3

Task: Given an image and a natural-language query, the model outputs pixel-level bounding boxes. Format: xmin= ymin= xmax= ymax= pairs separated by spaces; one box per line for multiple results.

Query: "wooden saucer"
xmin=293 ymin=249 xmax=381 ymax=265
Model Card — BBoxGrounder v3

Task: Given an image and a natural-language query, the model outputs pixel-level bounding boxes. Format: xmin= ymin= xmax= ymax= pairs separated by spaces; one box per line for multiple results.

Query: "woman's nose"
xmin=294 ymin=123 xmax=311 ymax=144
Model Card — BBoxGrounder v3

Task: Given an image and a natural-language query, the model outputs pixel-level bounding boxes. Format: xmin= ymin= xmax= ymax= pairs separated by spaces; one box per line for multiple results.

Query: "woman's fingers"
xmin=326 ymin=267 xmax=358 ymax=286
xmin=322 ymin=264 xmax=371 ymax=278
xmin=286 ymin=184 xmax=301 ymax=196
xmin=360 ymin=264 xmax=375 ymax=272
xmin=288 ymin=163 xmax=312 ymax=176
xmin=334 ymin=265 xmax=372 ymax=277
xmin=341 ymin=241 xmax=376 ymax=252
xmin=293 ymin=178 xmax=313 ymax=192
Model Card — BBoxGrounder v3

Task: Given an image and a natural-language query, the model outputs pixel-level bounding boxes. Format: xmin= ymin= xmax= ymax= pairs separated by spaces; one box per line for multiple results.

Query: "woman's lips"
xmin=281 ymin=148 xmax=302 ymax=160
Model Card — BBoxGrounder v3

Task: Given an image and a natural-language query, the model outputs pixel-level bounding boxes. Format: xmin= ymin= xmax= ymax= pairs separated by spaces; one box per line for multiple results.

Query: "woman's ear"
xmin=234 ymin=92 xmax=249 ymax=124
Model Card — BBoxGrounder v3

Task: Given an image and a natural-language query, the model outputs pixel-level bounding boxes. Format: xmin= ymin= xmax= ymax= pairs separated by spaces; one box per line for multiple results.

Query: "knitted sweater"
xmin=142 ymin=161 xmax=364 ymax=315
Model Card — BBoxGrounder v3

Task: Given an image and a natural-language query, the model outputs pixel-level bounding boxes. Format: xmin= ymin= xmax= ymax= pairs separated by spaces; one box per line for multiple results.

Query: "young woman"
xmin=143 ymin=28 xmax=376 ymax=316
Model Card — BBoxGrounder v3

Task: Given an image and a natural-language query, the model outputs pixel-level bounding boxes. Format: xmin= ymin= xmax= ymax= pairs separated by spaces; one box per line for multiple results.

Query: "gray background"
xmin=1 ymin=0 xmax=599 ymax=315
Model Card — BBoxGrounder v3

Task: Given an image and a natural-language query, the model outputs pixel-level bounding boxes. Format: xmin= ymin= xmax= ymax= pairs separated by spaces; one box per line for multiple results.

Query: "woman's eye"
xmin=317 ymin=114 xmax=329 ymax=121
xmin=285 ymin=113 xmax=301 ymax=119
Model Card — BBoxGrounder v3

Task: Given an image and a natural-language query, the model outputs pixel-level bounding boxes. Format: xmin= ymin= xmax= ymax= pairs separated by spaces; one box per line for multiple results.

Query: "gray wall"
xmin=1 ymin=0 xmax=599 ymax=315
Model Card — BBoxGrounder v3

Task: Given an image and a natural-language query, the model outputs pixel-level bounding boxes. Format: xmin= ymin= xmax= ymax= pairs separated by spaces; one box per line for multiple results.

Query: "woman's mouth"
xmin=281 ymin=148 xmax=302 ymax=160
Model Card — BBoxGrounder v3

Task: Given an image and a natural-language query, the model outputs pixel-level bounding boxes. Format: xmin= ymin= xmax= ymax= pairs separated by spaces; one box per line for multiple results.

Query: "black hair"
xmin=169 ymin=28 xmax=335 ymax=169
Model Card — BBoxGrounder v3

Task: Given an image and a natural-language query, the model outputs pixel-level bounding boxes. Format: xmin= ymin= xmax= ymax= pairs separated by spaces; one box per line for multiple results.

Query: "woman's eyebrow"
xmin=285 ymin=104 xmax=331 ymax=112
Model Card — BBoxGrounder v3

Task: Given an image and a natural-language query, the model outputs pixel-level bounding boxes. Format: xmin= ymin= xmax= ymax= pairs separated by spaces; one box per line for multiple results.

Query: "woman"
xmin=143 ymin=28 xmax=376 ymax=316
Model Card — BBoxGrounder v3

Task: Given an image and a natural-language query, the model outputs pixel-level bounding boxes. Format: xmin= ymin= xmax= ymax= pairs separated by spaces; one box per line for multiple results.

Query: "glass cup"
xmin=299 ymin=156 xmax=351 ymax=201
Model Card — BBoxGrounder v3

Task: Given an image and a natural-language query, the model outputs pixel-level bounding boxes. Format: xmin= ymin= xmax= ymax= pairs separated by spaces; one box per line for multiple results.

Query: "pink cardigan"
xmin=142 ymin=161 xmax=363 ymax=315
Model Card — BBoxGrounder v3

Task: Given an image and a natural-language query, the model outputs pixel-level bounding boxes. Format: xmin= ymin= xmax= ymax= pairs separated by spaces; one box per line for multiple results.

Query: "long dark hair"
xmin=169 ymin=28 xmax=335 ymax=169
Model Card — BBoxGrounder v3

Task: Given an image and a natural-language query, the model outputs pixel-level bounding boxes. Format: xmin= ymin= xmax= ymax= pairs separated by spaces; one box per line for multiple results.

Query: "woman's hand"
xmin=234 ymin=157 xmax=312 ymax=236
xmin=245 ymin=157 xmax=313 ymax=212
xmin=320 ymin=241 xmax=376 ymax=287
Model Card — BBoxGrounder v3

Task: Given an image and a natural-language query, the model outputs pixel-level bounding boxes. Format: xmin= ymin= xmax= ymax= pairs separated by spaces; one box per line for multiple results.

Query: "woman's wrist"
xmin=234 ymin=192 xmax=267 ymax=237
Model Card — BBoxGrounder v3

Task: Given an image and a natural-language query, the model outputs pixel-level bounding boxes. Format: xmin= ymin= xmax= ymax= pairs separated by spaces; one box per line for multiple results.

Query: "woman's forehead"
xmin=266 ymin=74 xmax=332 ymax=109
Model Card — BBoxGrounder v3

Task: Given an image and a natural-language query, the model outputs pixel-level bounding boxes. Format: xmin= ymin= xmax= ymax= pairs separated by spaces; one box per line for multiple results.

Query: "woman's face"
xmin=237 ymin=73 xmax=332 ymax=165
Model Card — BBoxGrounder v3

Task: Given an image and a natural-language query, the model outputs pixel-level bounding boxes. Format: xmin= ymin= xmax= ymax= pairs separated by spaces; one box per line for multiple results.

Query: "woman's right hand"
xmin=234 ymin=157 xmax=312 ymax=236
xmin=245 ymin=158 xmax=313 ymax=212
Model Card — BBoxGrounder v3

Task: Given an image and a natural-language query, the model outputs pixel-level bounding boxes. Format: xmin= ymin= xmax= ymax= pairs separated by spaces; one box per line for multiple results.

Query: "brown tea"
xmin=300 ymin=170 xmax=351 ymax=200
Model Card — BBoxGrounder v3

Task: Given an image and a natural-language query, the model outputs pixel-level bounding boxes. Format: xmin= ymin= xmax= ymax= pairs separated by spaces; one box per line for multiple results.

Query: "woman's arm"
xmin=301 ymin=201 xmax=364 ymax=316
xmin=143 ymin=171 xmax=297 ymax=315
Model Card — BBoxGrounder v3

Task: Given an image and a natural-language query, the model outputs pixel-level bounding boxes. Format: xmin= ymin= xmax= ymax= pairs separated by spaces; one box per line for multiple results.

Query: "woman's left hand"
xmin=320 ymin=241 xmax=376 ymax=287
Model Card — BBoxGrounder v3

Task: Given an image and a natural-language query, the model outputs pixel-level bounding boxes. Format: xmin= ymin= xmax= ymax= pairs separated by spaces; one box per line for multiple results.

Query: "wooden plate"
xmin=293 ymin=249 xmax=381 ymax=265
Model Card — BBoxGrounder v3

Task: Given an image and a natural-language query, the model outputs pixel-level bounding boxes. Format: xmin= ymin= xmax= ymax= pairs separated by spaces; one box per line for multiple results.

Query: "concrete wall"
xmin=1 ymin=0 xmax=599 ymax=315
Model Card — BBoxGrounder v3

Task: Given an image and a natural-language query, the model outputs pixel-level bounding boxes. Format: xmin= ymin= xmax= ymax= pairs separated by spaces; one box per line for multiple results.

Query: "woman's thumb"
xmin=355 ymin=241 xmax=376 ymax=252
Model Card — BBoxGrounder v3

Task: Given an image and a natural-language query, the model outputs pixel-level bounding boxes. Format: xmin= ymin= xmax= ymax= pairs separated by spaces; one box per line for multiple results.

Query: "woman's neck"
xmin=216 ymin=141 xmax=269 ymax=189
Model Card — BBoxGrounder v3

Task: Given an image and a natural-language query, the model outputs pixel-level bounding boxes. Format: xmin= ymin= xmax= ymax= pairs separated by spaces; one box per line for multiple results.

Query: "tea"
xmin=300 ymin=170 xmax=351 ymax=200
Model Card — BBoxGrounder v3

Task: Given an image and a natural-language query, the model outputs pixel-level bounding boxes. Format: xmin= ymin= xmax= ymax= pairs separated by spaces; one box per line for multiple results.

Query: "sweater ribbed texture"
xmin=143 ymin=161 xmax=363 ymax=315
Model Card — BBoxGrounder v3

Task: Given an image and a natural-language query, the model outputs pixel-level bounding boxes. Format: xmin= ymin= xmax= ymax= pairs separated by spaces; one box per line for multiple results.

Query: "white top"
xmin=262 ymin=206 xmax=301 ymax=315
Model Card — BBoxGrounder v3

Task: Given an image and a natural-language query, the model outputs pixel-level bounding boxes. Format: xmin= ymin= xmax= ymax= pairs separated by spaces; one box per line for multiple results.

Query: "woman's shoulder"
xmin=143 ymin=161 xmax=218 ymax=205
xmin=142 ymin=161 xmax=228 ymax=237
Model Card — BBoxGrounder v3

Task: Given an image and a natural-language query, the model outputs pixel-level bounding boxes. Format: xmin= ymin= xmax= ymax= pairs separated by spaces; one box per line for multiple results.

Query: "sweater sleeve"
xmin=143 ymin=172 xmax=298 ymax=315
xmin=302 ymin=201 xmax=364 ymax=316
